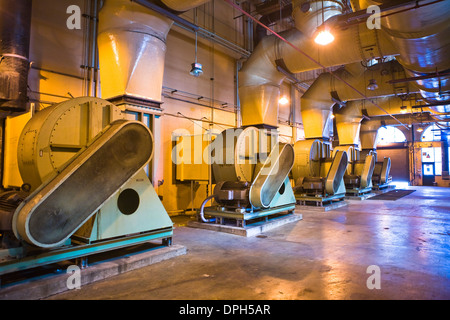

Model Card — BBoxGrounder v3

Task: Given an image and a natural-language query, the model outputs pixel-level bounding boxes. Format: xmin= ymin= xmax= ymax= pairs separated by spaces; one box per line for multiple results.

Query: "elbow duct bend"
xmin=375 ymin=0 xmax=450 ymax=104
xmin=239 ymin=0 xmax=449 ymax=135
xmin=238 ymin=0 xmax=397 ymax=130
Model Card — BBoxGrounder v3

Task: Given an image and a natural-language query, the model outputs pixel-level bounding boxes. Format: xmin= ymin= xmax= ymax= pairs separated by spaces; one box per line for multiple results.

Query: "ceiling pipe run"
xmin=303 ymin=60 xmax=414 ymax=140
xmin=236 ymin=0 xmax=398 ymax=129
xmin=97 ymin=0 xmax=210 ymax=102
xmin=232 ymin=0 xmax=449 ymax=137
xmin=331 ymin=0 xmax=450 ymax=148
xmin=336 ymin=95 xmax=417 ymax=147
xmin=356 ymin=0 xmax=450 ymax=113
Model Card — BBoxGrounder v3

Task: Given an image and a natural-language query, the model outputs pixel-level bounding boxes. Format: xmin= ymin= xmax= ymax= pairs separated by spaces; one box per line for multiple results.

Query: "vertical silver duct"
xmin=0 ymin=0 xmax=32 ymax=112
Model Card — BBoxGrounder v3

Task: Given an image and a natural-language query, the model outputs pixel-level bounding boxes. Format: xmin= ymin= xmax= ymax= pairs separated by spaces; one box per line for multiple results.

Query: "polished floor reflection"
xmin=50 ymin=186 xmax=450 ymax=300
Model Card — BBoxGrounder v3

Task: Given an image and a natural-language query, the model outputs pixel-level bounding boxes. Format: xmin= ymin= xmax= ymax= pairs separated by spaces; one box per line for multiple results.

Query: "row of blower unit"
xmin=0 ymin=97 xmax=391 ymax=279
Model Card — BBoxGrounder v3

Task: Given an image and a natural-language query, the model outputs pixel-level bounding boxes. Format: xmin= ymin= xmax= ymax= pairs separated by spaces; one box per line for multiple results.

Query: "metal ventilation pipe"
xmin=336 ymin=96 xmax=414 ymax=147
xmin=358 ymin=0 xmax=450 ymax=109
xmin=292 ymin=0 xmax=344 ymax=38
xmin=0 ymin=0 xmax=32 ymax=112
xmin=238 ymin=0 xmax=397 ymax=128
xmin=98 ymin=0 xmax=209 ymax=102
xmin=302 ymin=60 xmax=414 ymax=140
xmin=359 ymin=119 xmax=384 ymax=151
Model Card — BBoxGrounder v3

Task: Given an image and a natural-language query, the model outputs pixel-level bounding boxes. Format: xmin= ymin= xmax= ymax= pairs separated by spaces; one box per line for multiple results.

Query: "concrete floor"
xmin=48 ymin=185 xmax=450 ymax=300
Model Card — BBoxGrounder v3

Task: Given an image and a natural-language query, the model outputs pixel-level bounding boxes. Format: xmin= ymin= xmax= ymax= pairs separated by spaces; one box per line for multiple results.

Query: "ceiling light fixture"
xmin=190 ymin=10 xmax=202 ymax=77
xmin=400 ymin=105 xmax=407 ymax=114
xmin=190 ymin=62 xmax=203 ymax=77
xmin=279 ymin=96 xmax=289 ymax=105
xmin=314 ymin=28 xmax=334 ymax=45
xmin=367 ymin=78 xmax=378 ymax=91
xmin=314 ymin=1 xmax=334 ymax=46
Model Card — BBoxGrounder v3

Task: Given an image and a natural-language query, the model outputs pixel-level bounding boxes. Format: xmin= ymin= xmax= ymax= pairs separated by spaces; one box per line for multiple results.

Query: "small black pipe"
xmin=0 ymin=0 xmax=32 ymax=112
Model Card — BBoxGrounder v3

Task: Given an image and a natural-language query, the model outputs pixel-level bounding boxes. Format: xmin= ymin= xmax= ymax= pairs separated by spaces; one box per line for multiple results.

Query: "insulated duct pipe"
xmin=336 ymin=95 xmax=414 ymax=147
xmin=238 ymin=0 xmax=398 ymax=128
xmin=356 ymin=0 xmax=450 ymax=111
xmin=303 ymin=60 xmax=415 ymax=140
xmin=292 ymin=0 xmax=345 ymax=38
xmin=343 ymin=96 xmax=450 ymax=151
xmin=0 ymin=0 xmax=32 ymax=112
xmin=98 ymin=0 xmax=210 ymax=102
xmin=359 ymin=119 xmax=384 ymax=151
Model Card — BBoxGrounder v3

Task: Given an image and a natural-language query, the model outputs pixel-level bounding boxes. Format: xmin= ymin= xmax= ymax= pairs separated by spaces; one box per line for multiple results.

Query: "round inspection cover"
xmin=117 ymin=188 xmax=140 ymax=215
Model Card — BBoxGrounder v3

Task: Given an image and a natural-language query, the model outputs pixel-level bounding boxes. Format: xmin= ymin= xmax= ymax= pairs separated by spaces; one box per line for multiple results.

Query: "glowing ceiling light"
xmin=279 ymin=96 xmax=289 ymax=105
xmin=366 ymin=78 xmax=378 ymax=91
xmin=314 ymin=29 xmax=334 ymax=46
xmin=417 ymin=127 xmax=424 ymax=132
xmin=400 ymin=106 xmax=407 ymax=114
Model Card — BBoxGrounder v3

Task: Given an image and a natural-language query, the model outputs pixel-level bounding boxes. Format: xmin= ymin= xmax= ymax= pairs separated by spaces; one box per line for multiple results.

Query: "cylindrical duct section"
xmin=360 ymin=0 xmax=450 ymax=104
xmin=97 ymin=0 xmax=210 ymax=102
xmin=238 ymin=0 xmax=397 ymax=129
xmin=292 ymin=0 xmax=344 ymax=38
xmin=336 ymin=95 xmax=416 ymax=148
xmin=97 ymin=0 xmax=174 ymax=102
xmin=302 ymin=60 xmax=414 ymax=140
xmin=0 ymin=0 xmax=32 ymax=112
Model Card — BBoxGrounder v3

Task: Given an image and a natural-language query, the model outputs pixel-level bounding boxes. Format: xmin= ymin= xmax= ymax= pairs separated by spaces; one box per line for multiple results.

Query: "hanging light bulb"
xmin=314 ymin=29 xmax=335 ymax=45
xmin=400 ymin=106 xmax=407 ymax=114
xmin=314 ymin=1 xmax=334 ymax=46
xmin=190 ymin=62 xmax=203 ymax=77
xmin=190 ymin=27 xmax=202 ymax=77
xmin=367 ymin=78 xmax=378 ymax=91
xmin=279 ymin=96 xmax=289 ymax=105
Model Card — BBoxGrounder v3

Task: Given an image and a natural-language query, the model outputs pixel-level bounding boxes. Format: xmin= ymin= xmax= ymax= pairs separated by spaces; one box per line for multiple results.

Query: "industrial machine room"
xmin=0 ymin=0 xmax=449 ymax=304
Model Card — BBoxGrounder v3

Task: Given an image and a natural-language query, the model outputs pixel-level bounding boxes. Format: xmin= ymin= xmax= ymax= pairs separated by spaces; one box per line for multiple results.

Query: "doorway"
xmin=422 ymin=163 xmax=435 ymax=186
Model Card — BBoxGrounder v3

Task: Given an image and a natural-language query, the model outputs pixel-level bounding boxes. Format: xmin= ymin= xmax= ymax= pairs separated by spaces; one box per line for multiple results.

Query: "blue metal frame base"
xmin=0 ymin=227 xmax=173 ymax=277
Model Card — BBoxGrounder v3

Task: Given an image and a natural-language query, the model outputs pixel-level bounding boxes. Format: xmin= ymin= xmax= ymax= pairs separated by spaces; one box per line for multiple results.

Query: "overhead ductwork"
xmin=239 ymin=0 xmax=449 ymax=138
xmin=0 ymin=0 xmax=32 ymax=113
xmin=98 ymin=0 xmax=210 ymax=103
xmin=292 ymin=0 xmax=344 ymax=38
xmin=304 ymin=60 xmax=415 ymax=140
xmin=331 ymin=0 xmax=450 ymax=153
xmin=338 ymin=93 xmax=450 ymax=151
xmin=360 ymin=119 xmax=385 ymax=151
xmin=238 ymin=0 xmax=397 ymax=128
xmin=358 ymin=0 xmax=450 ymax=105
xmin=336 ymin=95 xmax=412 ymax=147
